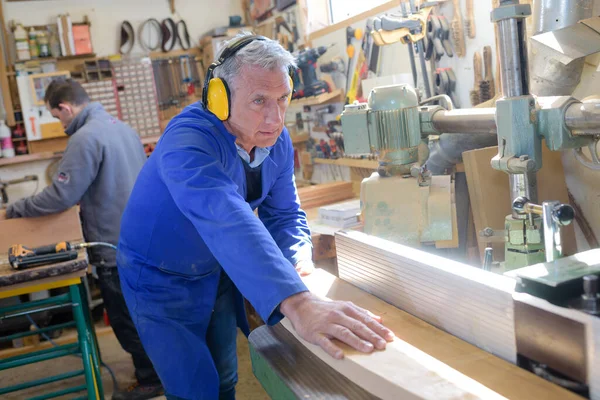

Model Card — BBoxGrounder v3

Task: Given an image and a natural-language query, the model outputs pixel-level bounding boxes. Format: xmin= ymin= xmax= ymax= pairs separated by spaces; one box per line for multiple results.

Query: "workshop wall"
xmin=2 ymin=0 xmax=243 ymax=56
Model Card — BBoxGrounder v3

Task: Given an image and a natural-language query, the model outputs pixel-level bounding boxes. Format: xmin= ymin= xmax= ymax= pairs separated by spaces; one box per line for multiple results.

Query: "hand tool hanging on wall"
xmin=451 ymin=0 xmax=466 ymax=57
xmin=435 ymin=67 xmax=459 ymax=108
xmin=470 ymin=51 xmax=482 ymax=106
xmin=482 ymin=45 xmax=495 ymax=99
xmin=345 ymin=26 xmax=363 ymax=103
xmin=425 ymin=15 xmax=453 ymax=62
xmin=119 ymin=21 xmax=135 ymax=54
xmin=296 ymin=45 xmax=333 ymax=99
xmin=465 ymin=0 xmax=476 ymax=39
xmin=370 ymin=1 xmax=437 ymax=98
xmin=401 ymin=2 xmax=418 ymax=87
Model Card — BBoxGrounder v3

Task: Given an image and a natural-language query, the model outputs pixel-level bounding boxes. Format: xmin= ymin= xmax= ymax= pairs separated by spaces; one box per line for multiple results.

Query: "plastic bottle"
xmin=1 ymin=137 xmax=15 ymax=158
xmin=0 ymin=120 xmax=11 ymax=139
xmin=14 ymin=23 xmax=30 ymax=61
xmin=38 ymin=32 xmax=49 ymax=57
xmin=28 ymin=27 xmax=38 ymax=59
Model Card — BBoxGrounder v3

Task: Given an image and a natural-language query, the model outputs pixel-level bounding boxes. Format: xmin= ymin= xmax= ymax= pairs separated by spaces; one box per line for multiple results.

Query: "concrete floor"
xmin=2 ymin=329 xmax=269 ymax=399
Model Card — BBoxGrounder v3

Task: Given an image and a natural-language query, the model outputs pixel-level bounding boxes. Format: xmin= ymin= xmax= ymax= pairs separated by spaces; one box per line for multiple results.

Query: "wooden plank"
xmin=312 ymin=233 xmax=336 ymax=261
xmin=281 ymin=268 xmax=583 ymax=400
xmin=314 ymin=158 xmax=378 ymax=169
xmin=463 ymin=145 xmax=577 ymax=262
xmin=0 ymin=0 xmax=15 ymax=126
xmin=249 ymin=324 xmax=377 ymax=400
xmin=289 ymin=88 xmax=345 ymax=107
xmin=308 ymin=0 xmax=402 ymax=41
xmin=28 ymin=136 xmax=69 ymax=154
xmin=298 ymin=181 xmax=354 ymax=210
xmin=0 ymin=207 xmax=83 ymax=250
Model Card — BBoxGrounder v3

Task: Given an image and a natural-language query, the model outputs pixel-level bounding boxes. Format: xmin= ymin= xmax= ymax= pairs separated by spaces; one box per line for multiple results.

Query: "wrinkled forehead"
xmin=233 ymin=64 xmax=291 ymax=95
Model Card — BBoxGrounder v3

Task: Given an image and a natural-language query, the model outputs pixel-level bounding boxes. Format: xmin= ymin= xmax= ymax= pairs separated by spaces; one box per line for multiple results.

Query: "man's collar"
xmin=64 ymin=102 xmax=102 ymax=136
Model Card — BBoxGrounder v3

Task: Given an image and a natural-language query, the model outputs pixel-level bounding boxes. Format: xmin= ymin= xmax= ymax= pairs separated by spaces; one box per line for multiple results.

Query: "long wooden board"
xmin=280 ymin=268 xmax=582 ymax=400
xmin=298 ymin=182 xmax=354 ymax=210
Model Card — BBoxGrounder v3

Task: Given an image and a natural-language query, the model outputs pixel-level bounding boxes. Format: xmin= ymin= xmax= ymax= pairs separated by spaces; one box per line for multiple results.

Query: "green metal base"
xmin=504 ymin=215 xmax=545 ymax=270
xmin=0 ymin=281 xmax=104 ymax=399
xmin=249 ymin=343 xmax=297 ymax=400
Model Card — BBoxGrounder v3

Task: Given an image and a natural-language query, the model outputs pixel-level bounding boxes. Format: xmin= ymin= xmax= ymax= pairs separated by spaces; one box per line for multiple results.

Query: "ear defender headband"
xmin=202 ymin=35 xmax=295 ymax=121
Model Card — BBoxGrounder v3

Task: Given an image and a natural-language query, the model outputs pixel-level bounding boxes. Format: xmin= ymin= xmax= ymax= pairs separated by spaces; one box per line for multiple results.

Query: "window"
xmin=328 ymin=0 xmax=391 ymax=24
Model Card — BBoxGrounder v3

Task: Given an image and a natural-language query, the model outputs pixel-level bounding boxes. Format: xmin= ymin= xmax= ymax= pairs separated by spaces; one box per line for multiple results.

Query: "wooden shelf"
xmin=14 ymin=53 xmax=96 ymax=65
xmin=290 ymin=88 xmax=344 ymax=107
xmin=314 ymin=157 xmax=378 ymax=169
xmin=0 ymin=151 xmax=62 ymax=167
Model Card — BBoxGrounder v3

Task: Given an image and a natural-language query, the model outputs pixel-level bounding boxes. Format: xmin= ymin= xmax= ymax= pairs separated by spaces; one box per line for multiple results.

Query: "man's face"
xmin=224 ymin=65 xmax=291 ymax=152
xmin=47 ymin=102 xmax=76 ymax=130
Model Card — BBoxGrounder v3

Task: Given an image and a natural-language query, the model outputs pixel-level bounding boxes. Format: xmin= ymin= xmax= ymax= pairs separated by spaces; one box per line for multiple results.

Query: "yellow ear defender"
xmin=202 ymin=35 xmax=296 ymax=121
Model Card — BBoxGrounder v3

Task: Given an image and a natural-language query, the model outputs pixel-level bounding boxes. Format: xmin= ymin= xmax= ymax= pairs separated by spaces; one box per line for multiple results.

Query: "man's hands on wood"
xmin=280 ymin=292 xmax=395 ymax=359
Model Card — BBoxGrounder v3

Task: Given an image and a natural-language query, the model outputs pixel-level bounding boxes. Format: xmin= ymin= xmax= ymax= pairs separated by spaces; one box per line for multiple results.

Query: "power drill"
xmin=294 ymin=44 xmax=333 ymax=99
xmin=8 ymin=241 xmax=116 ymax=270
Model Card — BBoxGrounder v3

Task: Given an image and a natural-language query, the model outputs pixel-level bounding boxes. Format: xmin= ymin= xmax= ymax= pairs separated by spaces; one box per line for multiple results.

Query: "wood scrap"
xmin=280 ymin=267 xmax=581 ymax=400
xmin=451 ymin=0 xmax=466 ymax=57
xmin=297 ymin=181 xmax=354 ymax=210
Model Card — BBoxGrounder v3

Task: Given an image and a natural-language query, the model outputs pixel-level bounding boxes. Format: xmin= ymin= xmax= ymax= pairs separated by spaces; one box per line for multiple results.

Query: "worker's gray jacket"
xmin=7 ymin=102 xmax=147 ymax=267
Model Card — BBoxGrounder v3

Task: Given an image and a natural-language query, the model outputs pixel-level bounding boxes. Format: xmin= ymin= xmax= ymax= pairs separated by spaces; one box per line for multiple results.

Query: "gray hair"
xmin=213 ymin=31 xmax=296 ymax=88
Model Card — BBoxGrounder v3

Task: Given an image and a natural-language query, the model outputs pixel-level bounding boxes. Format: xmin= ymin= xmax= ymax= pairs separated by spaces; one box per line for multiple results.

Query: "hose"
xmin=76 ymin=242 xmax=118 ymax=251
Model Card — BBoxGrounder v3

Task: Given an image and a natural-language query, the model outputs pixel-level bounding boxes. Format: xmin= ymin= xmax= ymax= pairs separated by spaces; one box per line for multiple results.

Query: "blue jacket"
xmin=117 ymin=103 xmax=312 ymax=397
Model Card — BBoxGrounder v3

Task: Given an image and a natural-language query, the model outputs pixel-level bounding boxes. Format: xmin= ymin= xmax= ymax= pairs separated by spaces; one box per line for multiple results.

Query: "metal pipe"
xmin=420 ymin=94 xmax=454 ymax=110
xmin=430 ymin=108 xmax=497 ymax=134
xmin=498 ymin=18 xmax=526 ymax=97
xmin=565 ymin=100 xmax=600 ymax=135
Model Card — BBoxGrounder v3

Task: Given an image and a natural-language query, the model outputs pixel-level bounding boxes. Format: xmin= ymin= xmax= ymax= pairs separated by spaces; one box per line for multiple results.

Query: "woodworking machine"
xmin=338 ymin=0 xmax=600 ymax=397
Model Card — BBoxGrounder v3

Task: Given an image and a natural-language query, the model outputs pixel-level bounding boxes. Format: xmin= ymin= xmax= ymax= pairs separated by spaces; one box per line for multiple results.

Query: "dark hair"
xmin=44 ymin=78 xmax=90 ymax=109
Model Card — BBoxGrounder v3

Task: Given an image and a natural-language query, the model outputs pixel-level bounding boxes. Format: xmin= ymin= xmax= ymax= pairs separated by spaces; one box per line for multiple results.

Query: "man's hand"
xmin=294 ymin=260 xmax=314 ymax=276
xmin=0 ymin=209 xmax=7 ymax=220
xmin=280 ymin=292 xmax=395 ymax=360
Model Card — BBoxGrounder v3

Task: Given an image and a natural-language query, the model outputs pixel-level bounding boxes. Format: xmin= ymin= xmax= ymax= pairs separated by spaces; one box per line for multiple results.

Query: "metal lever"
xmin=512 ymin=197 xmax=575 ymax=262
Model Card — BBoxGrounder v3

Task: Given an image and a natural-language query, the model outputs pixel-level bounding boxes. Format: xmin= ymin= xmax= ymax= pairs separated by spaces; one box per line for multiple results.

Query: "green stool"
xmin=0 ymin=276 xmax=104 ymax=399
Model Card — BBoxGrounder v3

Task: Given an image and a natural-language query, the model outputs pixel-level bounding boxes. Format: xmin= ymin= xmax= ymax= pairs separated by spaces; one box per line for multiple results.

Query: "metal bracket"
xmin=479 ymin=227 xmax=507 ymax=243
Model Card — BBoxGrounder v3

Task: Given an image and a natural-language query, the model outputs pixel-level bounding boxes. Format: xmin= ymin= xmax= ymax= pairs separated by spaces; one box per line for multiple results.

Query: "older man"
xmin=117 ymin=33 xmax=394 ymax=400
